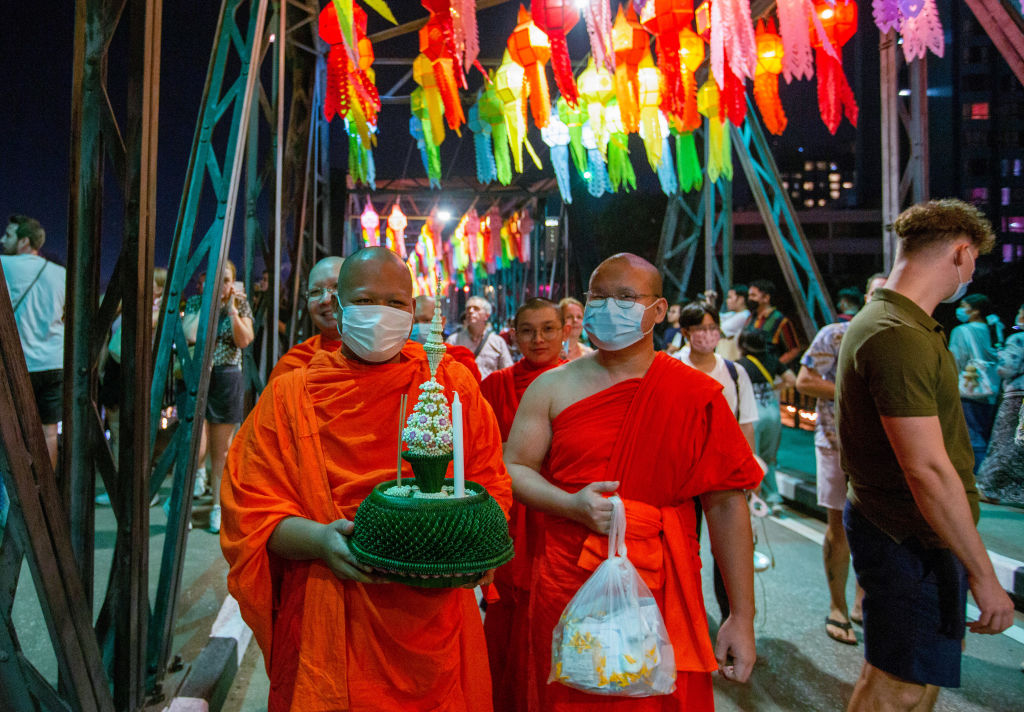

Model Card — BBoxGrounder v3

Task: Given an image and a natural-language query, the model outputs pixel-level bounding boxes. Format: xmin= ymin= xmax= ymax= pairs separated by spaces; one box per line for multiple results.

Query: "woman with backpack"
xmin=949 ymin=293 xmax=1002 ymax=473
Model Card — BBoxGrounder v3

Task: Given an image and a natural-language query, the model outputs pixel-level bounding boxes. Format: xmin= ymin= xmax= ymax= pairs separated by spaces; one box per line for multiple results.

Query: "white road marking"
xmin=768 ymin=513 xmax=1024 ymax=646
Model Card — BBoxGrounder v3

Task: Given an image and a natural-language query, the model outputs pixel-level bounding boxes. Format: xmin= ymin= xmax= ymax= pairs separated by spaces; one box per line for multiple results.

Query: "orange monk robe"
xmin=267 ymin=333 xmax=341 ymax=382
xmin=445 ymin=343 xmax=482 ymax=382
xmin=479 ymin=357 xmax=565 ymax=712
xmin=528 ymin=353 xmax=762 ymax=711
xmin=222 ymin=342 xmax=512 ymax=712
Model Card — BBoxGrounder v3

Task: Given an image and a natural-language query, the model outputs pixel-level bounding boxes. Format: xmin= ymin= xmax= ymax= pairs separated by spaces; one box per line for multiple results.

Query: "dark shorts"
xmin=844 ymin=502 xmax=967 ymax=688
xmin=29 ymin=369 xmax=63 ymax=425
xmin=206 ymin=366 xmax=244 ymax=424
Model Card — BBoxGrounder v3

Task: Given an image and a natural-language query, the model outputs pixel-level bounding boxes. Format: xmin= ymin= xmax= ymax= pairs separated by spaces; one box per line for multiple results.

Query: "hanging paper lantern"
xmin=611 ymin=5 xmax=648 ymax=133
xmin=541 ymin=110 xmax=573 ymax=204
xmin=899 ymin=0 xmax=944 ymax=62
xmin=319 ymin=2 xmax=380 ymax=146
xmin=812 ymin=0 xmax=858 ymax=134
xmin=605 ymin=101 xmax=636 ymax=192
xmin=412 ymin=53 xmax=448 ymax=147
xmin=577 ymin=58 xmax=615 ymax=157
xmin=518 ymin=209 xmax=533 ymax=264
xmin=421 ymin=0 xmax=467 ymax=87
xmin=776 ymin=0 xmax=816 ymax=82
xmin=507 ymin=6 xmax=553 ymax=129
xmin=708 ymin=0 xmax=758 ymax=90
xmin=694 ymin=0 xmax=711 ymax=41
xmin=753 ymin=19 xmax=787 ymax=136
xmin=479 ymin=79 xmax=512 ymax=185
xmin=449 ymin=0 xmax=481 ymax=71
xmin=387 ymin=203 xmax=408 ymax=257
xmin=677 ymin=28 xmax=704 ymax=132
xmin=360 ymin=200 xmax=381 ymax=247
xmin=467 ymin=100 xmax=497 ymax=184
xmin=636 ymin=56 xmax=664 ymax=170
xmin=640 ymin=0 xmax=695 ymax=126
xmin=674 ymin=128 xmax=703 ymax=192
xmin=494 ymin=50 xmax=529 ymax=173
xmin=420 ymin=14 xmax=466 ymax=132
xmin=531 ymin=0 xmax=581 ymax=107
xmin=580 ymin=123 xmax=611 ymax=197
xmin=557 ymin=97 xmax=588 ymax=177
xmin=720 ymin=52 xmax=747 ymax=127
xmin=697 ymin=76 xmax=732 ymax=183
xmin=580 ymin=0 xmax=616 ymax=74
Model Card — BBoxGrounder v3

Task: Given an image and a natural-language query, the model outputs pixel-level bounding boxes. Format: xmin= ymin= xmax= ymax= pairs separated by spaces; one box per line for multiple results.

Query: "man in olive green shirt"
xmin=836 ymin=199 xmax=1013 ymax=712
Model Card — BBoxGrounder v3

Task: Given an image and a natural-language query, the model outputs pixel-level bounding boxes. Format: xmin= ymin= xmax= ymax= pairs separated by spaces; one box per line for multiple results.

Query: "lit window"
xmin=794 ymin=172 xmax=803 ymax=179
xmin=829 ymin=163 xmax=837 ymax=171
xmin=791 ymin=192 xmax=800 ymax=199
xmin=804 ymin=162 xmax=813 ymax=171
xmin=1002 ymin=187 xmax=1011 ymax=206
xmin=828 ymin=172 xmax=840 ymax=181
xmin=818 ymin=198 xmax=827 ymax=206
xmin=842 ymin=181 xmax=853 ymax=189
xmin=782 ymin=181 xmax=789 ymax=189
xmin=1007 ymin=217 xmax=1024 ymax=233
xmin=804 ymin=198 xmax=814 ymax=208
xmin=1015 ymin=159 xmax=1022 ymax=177
xmin=803 ymin=181 xmax=814 ymax=191
xmin=816 ymin=161 xmax=827 ymax=170
xmin=970 ymin=187 xmax=988 ymax=202
xmin=970 ymin=102 xmax=989 ymax=120
xmin=830 ymin=190 xmax=841 ymax=199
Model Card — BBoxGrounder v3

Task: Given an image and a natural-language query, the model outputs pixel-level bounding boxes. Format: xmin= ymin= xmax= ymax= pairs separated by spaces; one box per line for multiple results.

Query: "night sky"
xmin=1 ymin=1 xmax=866 ymax=286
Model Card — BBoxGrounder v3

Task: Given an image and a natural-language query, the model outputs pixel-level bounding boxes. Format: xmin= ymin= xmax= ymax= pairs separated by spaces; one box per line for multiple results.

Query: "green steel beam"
xmin=732 ymin=96 xmax=836 ymax=336
xmin=147 ymin=0 xmax=269 ymax=676
xmin=656 ymin=186 xmax=705 ymax=303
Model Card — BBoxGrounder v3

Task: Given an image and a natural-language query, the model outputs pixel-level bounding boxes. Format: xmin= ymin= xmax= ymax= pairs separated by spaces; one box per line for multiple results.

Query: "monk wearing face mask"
xmin=267 ymin=256 xmax=344 ymax=382
xmin=479 ymin=298 xmax=568 ymax=712
xmin=221 ymin=247 xmax=512 ymax=712
xmin=504 ymin=253 xmax=762 ymax=711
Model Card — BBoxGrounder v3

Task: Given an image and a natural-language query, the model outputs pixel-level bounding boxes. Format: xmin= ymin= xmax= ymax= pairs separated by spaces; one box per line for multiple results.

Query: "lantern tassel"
xmin=614 ymin=63 xmax=641 ymax=133
xmin=607 ymin=133 xmax=636 ymax=193
xmin=548 ymin=32 xmax=580 ymax=106
xmin=815 ymin=47 xmax=858 ymax=134
xmin=585 ymin=147 xmax=610 ymax=197
xmin=526 ymin=64 xmax=552 ymax=129
xmin=656 ymin=136 xmax=678 ymax=196
xmin=551 ymin=143 xmax=573 ymax=203
xmin=681 ymin=68 xmax=701 ymax=133
xmin=753 ymin=72 xmax=787 ymax=135
xmin=492 ymin=120 xmax=512 ymax=185
xmin=675 ymin=131 xmax=703 ymax=193
xmin=433 ymin=60 xmax=466 ymax=133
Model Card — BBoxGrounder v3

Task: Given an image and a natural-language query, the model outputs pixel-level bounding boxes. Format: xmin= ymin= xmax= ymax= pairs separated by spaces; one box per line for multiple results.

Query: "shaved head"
xmin=336 ymin=247 xmax=413 ymax=301
xmin=414 ymin=295 xmax=436 ymax=323
xmin=589 ymin=253 xmax=663 ymax=297
xmin=307 ymin=256 xmax=344 ymax=290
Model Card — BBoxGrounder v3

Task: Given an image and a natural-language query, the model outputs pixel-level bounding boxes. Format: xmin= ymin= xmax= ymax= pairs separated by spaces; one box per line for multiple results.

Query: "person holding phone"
xmin=183 ymin=259 xmax=254 ymax=533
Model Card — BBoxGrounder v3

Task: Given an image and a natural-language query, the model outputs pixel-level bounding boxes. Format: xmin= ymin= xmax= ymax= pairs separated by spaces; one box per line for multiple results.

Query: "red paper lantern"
xmin=318 ymin=3 xmax=379 ymax=127
xmin=420 ymin=14 xmax=465 ymax=131
xmin=694 ymin=1 xmax=711 ymax=42
xmin=531 ymin=1 xmax=581 ymax=106
xmin=507 ymin=6 xmax=553 ymax=128
xmin=421 ymin=0 xmax=467 ymax=88
xmin=641 ymin=0 xmax=696 ymax=125
xmin=811 ymin=0 xmax=858 ymax=133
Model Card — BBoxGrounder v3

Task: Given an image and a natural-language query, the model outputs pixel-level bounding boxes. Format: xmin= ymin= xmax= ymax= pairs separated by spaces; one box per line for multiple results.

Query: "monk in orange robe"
xmin=267 ymin=256 xmax=344 ymax=381
xmin=222 ymin=248 xmax=511 ymax=712
xmin=413 ymin=294 xmax=482 ymax=382
xmin=505 ymin=254 xmax=762 ymax=711
xmin=479 ymin=298 xmax=568 ymax=712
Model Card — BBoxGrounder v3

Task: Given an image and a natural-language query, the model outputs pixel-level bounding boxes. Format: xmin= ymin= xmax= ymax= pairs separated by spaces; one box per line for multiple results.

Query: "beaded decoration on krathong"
xmin=348 ymin=278 xmax=513 ymax=587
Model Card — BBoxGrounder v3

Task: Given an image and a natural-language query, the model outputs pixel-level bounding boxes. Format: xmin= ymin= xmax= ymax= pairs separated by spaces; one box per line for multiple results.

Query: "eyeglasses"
xmin=517 ymin=326 xmax=562 ymax=340
xmin=584 ymin=292 xmax=660 ymax=309
xmin=306 ymin=286 xmax=337 ymax=302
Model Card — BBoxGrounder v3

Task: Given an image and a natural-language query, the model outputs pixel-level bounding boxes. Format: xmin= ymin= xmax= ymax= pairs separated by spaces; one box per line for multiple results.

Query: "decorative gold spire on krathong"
xmin=424 ymin=274 xmax=447 ymax=378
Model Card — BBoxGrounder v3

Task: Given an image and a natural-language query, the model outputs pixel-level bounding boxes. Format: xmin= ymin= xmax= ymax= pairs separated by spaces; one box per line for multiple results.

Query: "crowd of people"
xmin=2 ymin=199 xmax=1022 ymax=711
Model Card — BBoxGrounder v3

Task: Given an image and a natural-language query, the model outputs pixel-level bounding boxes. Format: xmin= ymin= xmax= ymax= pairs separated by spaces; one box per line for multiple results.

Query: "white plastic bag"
xmin=549 ymin=496 xmax=676 ymax=696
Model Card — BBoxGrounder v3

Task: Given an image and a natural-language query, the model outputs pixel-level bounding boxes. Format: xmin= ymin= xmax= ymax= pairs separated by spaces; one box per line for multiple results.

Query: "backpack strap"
xmin=12 ymin=260 xmax=48 ymax=313
xmin=724 ymin=358 xmax=740 ymax=419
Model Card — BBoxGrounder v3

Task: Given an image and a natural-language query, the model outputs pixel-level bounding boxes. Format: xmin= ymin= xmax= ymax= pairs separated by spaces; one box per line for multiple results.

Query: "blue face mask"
xmin=955 ymin=307 xmax=970 ymax=323
xmin=941 ymin=249 xmax=974 ymax=304
xmin=410 ymin=322 xmax=431 ymax=344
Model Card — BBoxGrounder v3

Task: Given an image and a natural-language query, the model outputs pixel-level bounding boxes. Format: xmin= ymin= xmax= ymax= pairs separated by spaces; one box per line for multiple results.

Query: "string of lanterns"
xmin=320 ymin=0 xmax=947 ymax=200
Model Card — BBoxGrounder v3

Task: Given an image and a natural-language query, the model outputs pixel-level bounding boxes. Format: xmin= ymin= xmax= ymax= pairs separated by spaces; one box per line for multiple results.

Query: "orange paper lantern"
xmin=420 ymin=14 xmax=465 ymax=132
xmin=507 ymin=6 xmax=552 ymax=128
xmin=754 ymin=19 xmax=787 ymax=135
xmin=611 ymin=5 xmax=649 ymax=133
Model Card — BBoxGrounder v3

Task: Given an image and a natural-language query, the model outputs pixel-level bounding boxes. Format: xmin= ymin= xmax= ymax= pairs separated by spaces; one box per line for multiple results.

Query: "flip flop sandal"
xmin=850 ymin=613 xmax=863 ymax=626
xmin=825 ymin=617 xmax=859 ymax=646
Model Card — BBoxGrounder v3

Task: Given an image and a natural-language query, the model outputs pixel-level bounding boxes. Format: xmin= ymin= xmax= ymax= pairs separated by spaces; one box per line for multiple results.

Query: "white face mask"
xmin=338 ymin=303 xmax=413 ymax=362
xmin=583 ymin=299 xmax=656 ymax=351
xmin=941 ymin=249 xmax=974 ymax=304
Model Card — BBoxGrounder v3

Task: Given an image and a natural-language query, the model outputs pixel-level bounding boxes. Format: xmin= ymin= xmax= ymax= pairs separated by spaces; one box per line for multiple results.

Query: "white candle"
xmin=452 ymin=391 xmax=465 ymax=497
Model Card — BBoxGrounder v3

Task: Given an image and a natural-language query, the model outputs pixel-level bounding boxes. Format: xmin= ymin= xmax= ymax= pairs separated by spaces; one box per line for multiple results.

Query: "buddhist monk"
xmin=413 ymin=294 xmax=483 ymax=382
xmin=221 ymin=247 xmax=512 ymax=712
xmin=267 ymin=256 xmax=344 ymax=381
xmin=505 ymin=253 xmax=762 ymax=711
xmin=479 ymin=298 xmax=568 ymax=712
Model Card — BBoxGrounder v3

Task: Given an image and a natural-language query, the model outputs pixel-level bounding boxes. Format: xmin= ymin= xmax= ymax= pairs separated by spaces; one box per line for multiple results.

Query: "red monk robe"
xmin=268 ymin=334 xmax=481 ymax=383
xmin=528 ymin=353 xmax=762 ymax=711
xmin=479 ymin=357 xmax=565 ymax=712
xmin=222 ymin=342 xmax=512 ymax=712
xmin=267 ymin=333 xmax=341 ymax=382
